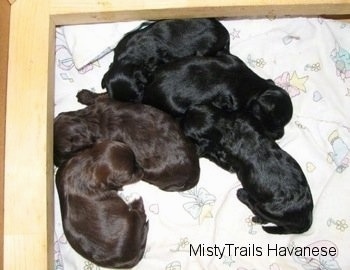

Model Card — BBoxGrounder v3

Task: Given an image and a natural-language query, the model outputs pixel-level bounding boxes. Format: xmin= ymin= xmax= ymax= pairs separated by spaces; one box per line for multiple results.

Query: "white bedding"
xmin=54 ymin=17 xmax=350 ymax=270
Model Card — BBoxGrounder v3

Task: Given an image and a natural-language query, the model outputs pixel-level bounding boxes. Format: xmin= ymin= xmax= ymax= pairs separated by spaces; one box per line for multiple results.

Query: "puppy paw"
xmin=265 ymin=128 xmax=284 ymax=140
xmin=129 ymin=196 xmax=145 ymax=212
xmin=76 ymin=89 xmax=107 ymax=105
xmin=237 ymin=188 xmax=256 ymax=211
xmin=236 ymin=188 xmax=249 ymax=203
xmin=252 ymin=215 xmax=268 ymax=224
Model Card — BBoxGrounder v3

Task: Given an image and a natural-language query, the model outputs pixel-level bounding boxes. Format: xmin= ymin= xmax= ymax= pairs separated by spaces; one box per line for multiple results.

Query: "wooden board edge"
xmin=0 ymin=0 xmax=10 ymax=269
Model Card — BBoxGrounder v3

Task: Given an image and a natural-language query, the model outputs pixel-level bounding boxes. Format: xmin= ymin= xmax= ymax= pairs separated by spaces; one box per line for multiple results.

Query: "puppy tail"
xmin=140 ymin=220 xmax=149 ymax=253
xmin=133 ymin=219 xmax=149 ymax=266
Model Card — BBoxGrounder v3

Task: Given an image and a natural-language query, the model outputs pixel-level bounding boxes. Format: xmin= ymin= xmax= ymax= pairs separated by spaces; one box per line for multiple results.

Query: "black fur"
xmin=102 ymin=18 xmax=230 ymax=102
xmin=143 ymin=54 xmax=292 ymax=140
xmin=182 ymin=104 xmax=313 ymax=234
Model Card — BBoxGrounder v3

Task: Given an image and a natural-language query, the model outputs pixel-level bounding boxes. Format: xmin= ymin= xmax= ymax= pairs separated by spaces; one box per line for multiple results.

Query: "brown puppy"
xmin=54 ymin=89 xmax=200 ymax=191
xmin=55 ymin=140 xmax=148 ymax=268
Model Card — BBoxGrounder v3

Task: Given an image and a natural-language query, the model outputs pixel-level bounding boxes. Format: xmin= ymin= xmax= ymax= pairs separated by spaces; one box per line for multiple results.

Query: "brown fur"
xmin=55 ymin=140 xmax=148 ymax=268
xmin=54 ymin=89 xmax=200 ymax=191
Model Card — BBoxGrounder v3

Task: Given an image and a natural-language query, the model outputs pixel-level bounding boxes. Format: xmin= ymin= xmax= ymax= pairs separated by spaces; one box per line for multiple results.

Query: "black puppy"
xmin=143 ymin=54 xmax=292 ymax=140
xmin=182 ymin=104 xmax=313 ymax=234
xmin=54 ymin=89 xmax=200 ymax=192
xmin=56 ymin=140 xmax=148 ymax=268
xmin=102 ymin=18 xmax=230 ymax=102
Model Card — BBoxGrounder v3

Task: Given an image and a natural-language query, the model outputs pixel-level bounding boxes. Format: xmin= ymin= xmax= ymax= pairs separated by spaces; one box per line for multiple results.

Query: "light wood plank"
xmin=3 ymin=0 xmax=350 ymax=269
xmin=50 ymin=0 xmax=350 ymax=25
xmin=0 ymin=0 xmax=11 ymax=268
xmin=4 ymin=0 xmax=54 ymax=269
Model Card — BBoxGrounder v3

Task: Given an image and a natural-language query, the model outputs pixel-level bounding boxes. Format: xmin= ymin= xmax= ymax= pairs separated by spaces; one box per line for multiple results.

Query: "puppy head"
xmin=94 ymin=140 xmax=144 ymax=188
xmin=101 ymin=63 xmax=146 ymax=102
xmin=248 ymin=86 xmax=293 ymax=140
xmin=54 ymin=113 xmax=97 ymax=166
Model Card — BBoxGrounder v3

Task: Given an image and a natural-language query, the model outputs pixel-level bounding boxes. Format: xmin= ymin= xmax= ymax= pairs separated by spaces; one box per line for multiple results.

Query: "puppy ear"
xmin=134 ymin=70 xmax=148 ymax=84
xmin=101 ymin=65 xmax=115 ymax=89
xmin=211 ymin=92 xmax=237 ymax=111
xmin=248 ymin=89 xmax=280 ymax=118
xmin=247 ymin=98 xmax=264 ymax=122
